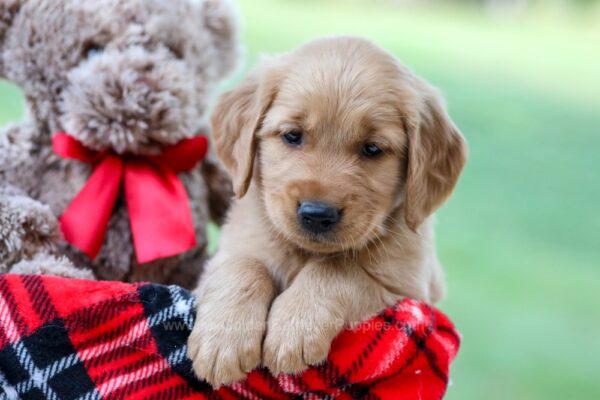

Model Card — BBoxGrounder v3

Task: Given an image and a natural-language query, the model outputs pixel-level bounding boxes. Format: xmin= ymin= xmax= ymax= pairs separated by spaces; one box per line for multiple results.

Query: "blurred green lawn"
xmin=2 ymin=1 xmax=599 ymax=399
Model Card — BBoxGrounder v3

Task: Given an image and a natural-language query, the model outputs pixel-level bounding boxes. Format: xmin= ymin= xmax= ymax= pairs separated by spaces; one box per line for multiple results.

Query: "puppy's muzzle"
xmin=297 ymin=201 xmax=341 ymax=234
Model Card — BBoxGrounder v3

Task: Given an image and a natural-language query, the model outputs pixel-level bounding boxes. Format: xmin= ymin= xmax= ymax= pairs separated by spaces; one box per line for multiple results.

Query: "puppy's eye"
xmin=362 ymin=142 xmax=383 ymax=158
xmin=83 ymin=41 xmax=104 ymax=58
xmin=282 ymin=131 xmax=303 ymax=147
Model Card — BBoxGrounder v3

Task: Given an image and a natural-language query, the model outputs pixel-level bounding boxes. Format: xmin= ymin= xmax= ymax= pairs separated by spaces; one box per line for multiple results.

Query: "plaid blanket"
xmin=0 ymin=275 xmax=460 ymax=400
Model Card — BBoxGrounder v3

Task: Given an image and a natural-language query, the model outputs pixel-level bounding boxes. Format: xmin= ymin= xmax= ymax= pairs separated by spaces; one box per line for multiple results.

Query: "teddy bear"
xmin=0 ymin=0 xmax=240 ymax=288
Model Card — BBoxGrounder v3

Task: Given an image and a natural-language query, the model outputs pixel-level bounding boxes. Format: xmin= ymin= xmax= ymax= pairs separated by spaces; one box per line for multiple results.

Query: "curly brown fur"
xmin=0 ymin=185 xmax=60 ymax=272
xmin=0 ymin=0 xmax=239 ymax=286
xmin=11 ymin=252 xmax=95 ymax=280
xmin=188 ymin=36 xmax=467 ymax=386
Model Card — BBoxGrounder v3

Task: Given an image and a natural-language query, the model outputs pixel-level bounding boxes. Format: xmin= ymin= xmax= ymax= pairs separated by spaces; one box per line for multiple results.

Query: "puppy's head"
xmin=212 ymin=37 xmax=467 ymax=253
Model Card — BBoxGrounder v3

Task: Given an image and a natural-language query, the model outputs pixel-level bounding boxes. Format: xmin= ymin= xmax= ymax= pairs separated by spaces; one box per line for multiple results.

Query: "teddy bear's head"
xmin=0 ymin=0 xmax=240 ymax=154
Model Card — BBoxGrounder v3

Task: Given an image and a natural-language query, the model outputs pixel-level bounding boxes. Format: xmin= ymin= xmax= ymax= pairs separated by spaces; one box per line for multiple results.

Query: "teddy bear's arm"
xmin=0 ymin=122 xmax=39 ymax=187
xmin=0 ymin=123 xmax=59 ymax=271
xmin=0 ymin=191 xmax=93 ymax=279
xmin=0 ymin=183 xmax=60 ymax=272
xmin=0 ymin=123 xmax=88 ymax=278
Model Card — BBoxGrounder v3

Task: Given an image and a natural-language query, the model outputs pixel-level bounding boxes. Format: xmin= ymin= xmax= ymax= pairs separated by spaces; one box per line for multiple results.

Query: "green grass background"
xmin=2 ymin=1 xmax=599 ymax=398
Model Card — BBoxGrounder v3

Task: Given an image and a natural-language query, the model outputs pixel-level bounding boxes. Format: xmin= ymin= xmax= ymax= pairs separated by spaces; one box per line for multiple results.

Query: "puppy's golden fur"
xmin=188 ymin=36 xmax=467 ymax=386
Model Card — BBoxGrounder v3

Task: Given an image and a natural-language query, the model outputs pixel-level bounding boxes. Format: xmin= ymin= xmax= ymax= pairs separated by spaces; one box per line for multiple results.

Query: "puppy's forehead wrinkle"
xmin=274 ymin=46 xmax=411 ymax=149
xmin=274 ymin=80 xmax=401 ymax=142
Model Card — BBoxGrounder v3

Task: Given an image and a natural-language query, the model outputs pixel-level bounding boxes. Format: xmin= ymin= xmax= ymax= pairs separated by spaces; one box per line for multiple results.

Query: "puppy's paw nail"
xmin=187 ymin=302 xmax=266 ymax=387
xmin=240 ymin=343 xmax=261 ymax=373
xmin=263 ymin=330 xmax=308 ymax=375
xmin=301 ymin=330 xmax=331 ymax=366
xmin=210 ymin=350 xmax=247 ymax=387
xmin=264 ymin=300 xmax=337 ymax=375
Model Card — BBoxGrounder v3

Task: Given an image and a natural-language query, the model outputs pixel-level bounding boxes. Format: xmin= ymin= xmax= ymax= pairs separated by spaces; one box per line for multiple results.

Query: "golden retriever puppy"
xmin=187 ymin=36 xmax=467 ymax=387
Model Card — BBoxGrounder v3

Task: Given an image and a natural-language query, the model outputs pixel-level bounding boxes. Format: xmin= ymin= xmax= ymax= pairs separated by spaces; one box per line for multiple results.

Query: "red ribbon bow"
xmin=52 ymin=132 xmax=208 ymax=264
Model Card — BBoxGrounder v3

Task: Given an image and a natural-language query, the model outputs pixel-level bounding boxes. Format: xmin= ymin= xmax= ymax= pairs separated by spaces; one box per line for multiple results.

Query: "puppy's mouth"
xmin=286 ymin=218 xmax=383 ymax=255
xmin=292 ymin=228 xmax=380 ymax=254
xmin=290 ymin=233 xmax=344 ymax=254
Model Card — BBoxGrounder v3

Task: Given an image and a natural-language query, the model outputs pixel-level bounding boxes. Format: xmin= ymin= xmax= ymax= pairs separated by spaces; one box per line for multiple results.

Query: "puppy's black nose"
xmin=297 ymin=201 xmax=341 ymax=234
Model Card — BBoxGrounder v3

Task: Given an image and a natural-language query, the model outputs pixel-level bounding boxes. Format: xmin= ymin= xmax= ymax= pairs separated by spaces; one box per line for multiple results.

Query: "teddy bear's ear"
xmin=0 ymin=0 xmax=25 ymax=77
xmin=199 ymin=0 xmax=242 ymax=78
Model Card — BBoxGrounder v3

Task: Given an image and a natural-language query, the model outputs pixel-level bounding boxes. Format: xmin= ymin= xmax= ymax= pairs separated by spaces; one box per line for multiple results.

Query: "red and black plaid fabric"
xmin=0 ymin=274 xmax=460 ymax=400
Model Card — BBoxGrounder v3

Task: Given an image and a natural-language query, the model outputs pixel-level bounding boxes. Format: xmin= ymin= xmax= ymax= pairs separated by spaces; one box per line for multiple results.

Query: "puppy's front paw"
xmin=263 ymin=291 xmax=344 ymax=375
xmin=187 ymin=298 xmax=266 ymax=388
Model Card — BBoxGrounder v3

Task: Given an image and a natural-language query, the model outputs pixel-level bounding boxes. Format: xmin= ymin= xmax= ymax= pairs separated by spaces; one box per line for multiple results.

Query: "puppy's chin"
xmin=291 ymin=235 xmax=348 ymax=254
xmin=270 ymin=214 xmax=383 ymax=255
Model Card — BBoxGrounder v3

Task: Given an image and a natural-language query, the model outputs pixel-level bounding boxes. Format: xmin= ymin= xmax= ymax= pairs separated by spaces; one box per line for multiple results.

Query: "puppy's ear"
xmin=403 ymin=81 xmax=467 ymax=230
xmin=211 ymin=65 xmax=280 ymax=198
xmin=0 ymin=0 xmax=25 ymax=77
xmin=199 ymin=0 xmax=241 ymax=79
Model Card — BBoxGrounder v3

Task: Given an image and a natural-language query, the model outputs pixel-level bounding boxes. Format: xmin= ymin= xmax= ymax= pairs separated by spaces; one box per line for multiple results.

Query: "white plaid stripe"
xmin=229 ymin=382 xmax=263 ymax=400
xmin=279 ymin=375 xmax=303 ymax=394
xmin=1 ymin=284 xmax=194 ymax=400
xmin=169 ymin=285 xmax=195 ymax=330
xmin=12 ymin=341 xmax=60 ymax=400
xmin=369 ymin=332 xmax=409 ymax=380
xmin=10 ymin=339 xmax=103 ymax=400
xmin=76 ymin=389 xmax=102 ymax=400
xmin=3 ymin=284 xmax=193 ymax=400
xmin=0 ymin=295 xmax=20 ymax=345
xmin=0 ymin=369 xmax=19 ymax=400
xmin=13 ymin=352 xmax=80 ymax=395
xmin=74 ymin=285 xmax=194 ymax=400
xmin=146 ymin=285 xmax=194 ymax=331
xmin=76 ymin=315 xmax=149 ymax=362
xmin=0 ymin=294 xmax=20 ymax=399
xmin=165 ymin=346 xmax=187 ymax=366
xmin=0 ymin=292 xmax=99 ymax=400
xmin=96 ymin=357 xmax=168 ymax=397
